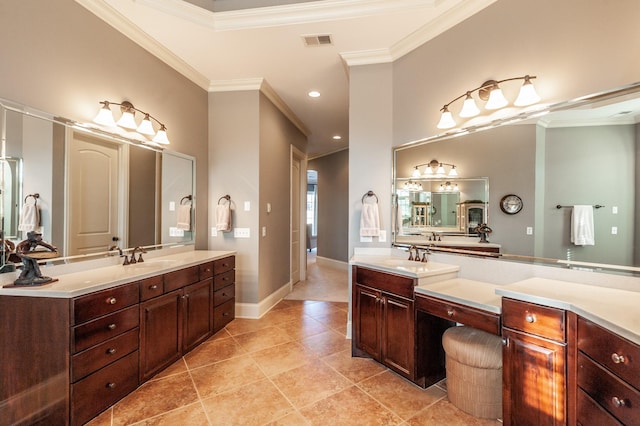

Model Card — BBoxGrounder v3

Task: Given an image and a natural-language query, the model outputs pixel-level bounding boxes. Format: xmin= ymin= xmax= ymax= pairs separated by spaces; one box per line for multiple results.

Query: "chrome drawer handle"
xmin=107 ymin=323 xmax=117 ymax=330
xmin=525 ymin=314 xmax=536 ymax=323
xmin=106 ymin=348 xmax=117 ymax=355
xmin=106 ymin=382 xmax=116 ymax=389
xmin=447 ymin=309 xmax=454 ymax=317
xmin=612 ymin=396 xmax=626 ymax=408
xmin=106 ymin=297 xmax=117 ymax=305
xmin=611 ymin=353 xmax=626 ymax=364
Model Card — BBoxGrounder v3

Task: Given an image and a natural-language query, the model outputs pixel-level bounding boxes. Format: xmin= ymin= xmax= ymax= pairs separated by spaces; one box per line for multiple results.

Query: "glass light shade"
xmin=93 ymin=104 xmax=116 ymax=127
xmin=117 ymin=110 xmax=137 ymax=129
xmin=137 ymin=114 xmax=155 ymax=136
xmin=436 ymin=164 xmax=446 ymax=176
xmin=152 ymin=126 xmax=170 ymax=144
xmin=459 ymin=94 xmax=480 ymax=117
xmin=423 ymin=166 xmax=433 ymax=177
xmin=412 ymin=167 xmax=421 ymax=178
xmin=514 ymin=80 xmax=541 ymax=106
xmin=437 ymin=109 xmax=456 ymax=129
xmin=485 ymin=87 xmax=508 ymax=109
xmin=453 ymin=184 xmax=459 ymax=192
xmin=448 ymin=166 xmax=458 ymax=177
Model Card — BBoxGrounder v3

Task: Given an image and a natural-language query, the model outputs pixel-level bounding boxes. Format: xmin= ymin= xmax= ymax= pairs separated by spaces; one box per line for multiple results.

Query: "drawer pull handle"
xmin=106 ymin=348 xmax=117 ymax=355
xmin=106 ymin=297 xmax=117 ymax=305
xmin=612 ymin=396 xmax=626 ymax=408
xmin=222 ymin=293 xmax=227 ymax=297
xmin=149 ymin=285 xmax=158 ymax=290
xmin=446 ymin=309 xmax=454 ymax=317
xmin=525 ymin=314 xmax=536 ymax=323
xmin=106 ymin=382 xmax=116 ymax=389
xmin=107 ymin=323 xmax=117 ymax=330
xmin=501 ymin=337 xmax=508 ymax=346
xmin=611 ymin=353 xmax=626 ymax=364
xmin=223 ymin=312 xmax=230 ymax=317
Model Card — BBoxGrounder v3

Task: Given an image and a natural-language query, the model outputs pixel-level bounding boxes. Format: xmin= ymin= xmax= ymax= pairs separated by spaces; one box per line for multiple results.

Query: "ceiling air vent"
xmin=302 ymin=34 xmax=333 ymax=47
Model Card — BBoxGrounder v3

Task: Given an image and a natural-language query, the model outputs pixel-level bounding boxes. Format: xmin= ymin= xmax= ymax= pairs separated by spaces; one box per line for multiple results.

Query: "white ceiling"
xmin=76 ymin=0 xmax=497 ymax=158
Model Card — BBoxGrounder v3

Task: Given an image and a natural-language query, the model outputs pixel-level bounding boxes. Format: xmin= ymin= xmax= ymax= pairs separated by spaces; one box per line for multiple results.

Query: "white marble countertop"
xmin=350 ymin=254 xmax=460 ymax=280
xmin=497 ymin=277 xmax=640 ymax=346
xmin=396 ymin=235 xmax=501 ymax=249
xmin=415 ymin=278 xmax=502 ymax=314
xmin=0 ymin=250 xmax=235 ymax=298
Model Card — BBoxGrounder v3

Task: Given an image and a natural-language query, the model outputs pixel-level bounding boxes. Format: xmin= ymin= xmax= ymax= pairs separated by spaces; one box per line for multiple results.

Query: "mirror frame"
xmin=391 ymin=81 xmax=640 ymax=275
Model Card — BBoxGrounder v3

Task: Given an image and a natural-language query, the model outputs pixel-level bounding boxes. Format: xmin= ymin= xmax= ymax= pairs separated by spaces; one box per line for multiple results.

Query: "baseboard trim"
xmin=316 ymin=256 xmax=349 ymax=271
xmin=235 ymin=281 xmax=291 ymax=319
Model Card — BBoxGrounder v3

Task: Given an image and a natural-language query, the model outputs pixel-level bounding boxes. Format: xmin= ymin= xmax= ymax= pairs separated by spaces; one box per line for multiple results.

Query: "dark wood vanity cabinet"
xmin=502 ymin=298 xmax=567 ymax=426
xmin=212 ymin=256 xmax=236 ymax=332
xmin=352 ymin=266 xmax=418 ymax=383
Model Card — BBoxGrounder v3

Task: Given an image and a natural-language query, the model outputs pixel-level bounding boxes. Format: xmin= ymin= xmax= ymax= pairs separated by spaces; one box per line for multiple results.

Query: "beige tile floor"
xmin=88 ymin=254 xmax=501 ymax=425
xmin=284 ymin=250 xmax=349 ymax=303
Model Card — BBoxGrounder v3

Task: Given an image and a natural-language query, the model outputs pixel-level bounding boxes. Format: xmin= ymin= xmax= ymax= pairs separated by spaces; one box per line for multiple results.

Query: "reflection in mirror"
xmin=0 ymin=99 xmax=195 ymax=272
xmin=392 ymin=82 xmax=640 ymax=273
xmin=161 ymin=151 xmax=195 ymax=244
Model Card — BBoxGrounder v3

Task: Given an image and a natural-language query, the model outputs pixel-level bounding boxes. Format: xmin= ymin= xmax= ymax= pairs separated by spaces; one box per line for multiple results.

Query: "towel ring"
xmin=218 ymin=195 xmax=231 ymax=205
xmin=24 ymin=193 xmax=40 ymax=205
xmin=362 ymin=190 xmax=378 ymax=204
xmin=180 ymin=195 xmax=192 ymax=205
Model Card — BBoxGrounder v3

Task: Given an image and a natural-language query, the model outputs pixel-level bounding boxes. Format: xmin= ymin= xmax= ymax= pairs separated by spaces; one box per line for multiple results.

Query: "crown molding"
xmin=210 ymin=78 xmax=310 ymax=136
xmin=75 ymin=0 xmax=210 ymax=90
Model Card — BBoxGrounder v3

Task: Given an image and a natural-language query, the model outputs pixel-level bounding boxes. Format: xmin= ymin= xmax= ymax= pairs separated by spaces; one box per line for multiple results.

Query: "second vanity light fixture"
xmin=437 ymin=75 xmax=541 ymax=129
xmin=412 ymin=159 xmax=458 ymax=178
xmin=94 ymin=100 xmax=170 ymax=145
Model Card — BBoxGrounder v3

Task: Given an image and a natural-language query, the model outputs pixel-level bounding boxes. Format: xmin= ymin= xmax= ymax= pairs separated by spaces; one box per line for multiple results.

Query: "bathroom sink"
xmin=127 ymin=259 xmax=180 ymax=270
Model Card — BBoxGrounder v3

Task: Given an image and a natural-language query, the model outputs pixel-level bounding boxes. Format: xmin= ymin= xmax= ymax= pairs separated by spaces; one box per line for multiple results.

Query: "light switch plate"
xmin=169 ymin=201 xmax=176 ymax=211
xmin=360 ymin=236 xmax=373 ymax=243
xmin=234 ymin=228 xmax=250 ymax=238
xmin=244 ymin=201 xmax=251 ymax=211
xmin=526 ymin=227 xmax=533 ymax=235
xmin=169 ymin=227 xmax=184 ymax=237
xmin=211 ymin=227 xmax=217 ymax=237
xmin=378 ymin=230 xmax=387 ymax=242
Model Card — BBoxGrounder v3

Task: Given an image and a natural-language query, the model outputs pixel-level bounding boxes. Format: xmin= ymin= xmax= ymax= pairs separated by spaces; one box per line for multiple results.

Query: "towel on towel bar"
xmin=571 ymin=205 xmax=595 ymax=246
xmin=176 ymin=204 xmax=191 ymax=231
xmin=216 ymin=203 xmax=232 ymax=232
xmin=18 ymin=203 xmax=40 ymax=232
xmin=360 ymin=202 xmax=380 ymax=237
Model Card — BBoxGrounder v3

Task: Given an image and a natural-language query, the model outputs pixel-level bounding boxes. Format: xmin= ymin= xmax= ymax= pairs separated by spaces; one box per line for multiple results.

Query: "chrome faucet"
xmin=130 ymin=246 xmax=146 ymax=264
xmin=108 ymin=245 xmax=123 ymax=256
xmin=408 ymin=245 xmax=417 ymax=261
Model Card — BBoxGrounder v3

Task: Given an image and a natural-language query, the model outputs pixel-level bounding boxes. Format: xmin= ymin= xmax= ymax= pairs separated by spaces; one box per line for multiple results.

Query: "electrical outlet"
xmin=611 ymin=226 xmax=618 ymax=235
xmin=244 ymin=201 xmax=251 ymax=211
xmin=211 ymin=227 xmax=217 ymax=237
xmin=169 ymin=201 xmax=176 ymax=211
xmin=234 ymin=228 xmax=250 ymax=238
xmin=378 ymin=230 xmax=387 ymax=242
xmin=526 ymin=227 xmax=533 ymax=235
xmin=612 ymin=206 xmax=618 ymax=214
xmin=262 ymin=226 xmax=267 ymax=237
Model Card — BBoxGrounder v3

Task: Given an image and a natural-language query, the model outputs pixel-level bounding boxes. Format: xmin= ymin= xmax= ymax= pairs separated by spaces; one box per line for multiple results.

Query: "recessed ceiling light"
xmin=332 ymin=135 xmax=341 ymax=140
xmin=308 ymin=91 xmax=320 ymax=98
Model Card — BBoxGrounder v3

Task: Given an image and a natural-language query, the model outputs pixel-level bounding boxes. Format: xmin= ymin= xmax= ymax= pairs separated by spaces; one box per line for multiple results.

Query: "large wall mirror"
xmin=0 ymin=99 xmax=195 ymax=271
xmin=393 ymin=82 xmax=640 ymax=273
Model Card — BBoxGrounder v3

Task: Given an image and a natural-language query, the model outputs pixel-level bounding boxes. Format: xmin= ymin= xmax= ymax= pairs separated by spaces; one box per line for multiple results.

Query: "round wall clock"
xmin=500 ymin=194 xmax=523 ymax=214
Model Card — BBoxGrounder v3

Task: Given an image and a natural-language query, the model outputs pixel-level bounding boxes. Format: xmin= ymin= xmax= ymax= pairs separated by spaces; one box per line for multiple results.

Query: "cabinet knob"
xmin=107 ymin=323 xmax=117 ymax=330
xmin=223 ymin=312 xmax=230 ymax=317
xmin=612 ymin=396 xmax=626 ymax=408
xmin=446 ymin=309 xmax=454 ymax=317
xmin=106 ymin=297 xmax=117 ymax=305
xmin=525 ymin=313 xmax=536 ymax=323
xmin=106 ymin=382 xmax=117 ymax=389
xmin=222 ymin=293 xmax=227 ymax=297
xmin=502 ymin=337 xmax=508 ymax=346
xmin=611 ymin=353 xmax=626 ymax=364
xmin=149 ymin=284 xmax=158 ymax=290
xmin=106 ymin=348 xmax=117 ymax=355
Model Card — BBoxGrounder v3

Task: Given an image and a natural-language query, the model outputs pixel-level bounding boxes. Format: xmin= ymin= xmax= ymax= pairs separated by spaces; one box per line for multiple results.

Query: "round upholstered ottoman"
xmin=442 ymin=326 xmax=503 ymax=419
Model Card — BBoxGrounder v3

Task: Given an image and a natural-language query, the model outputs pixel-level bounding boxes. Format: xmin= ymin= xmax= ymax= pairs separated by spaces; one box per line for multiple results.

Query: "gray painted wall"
xmin=0 ymin=0 xmax=209 ymax=249
xmin=308 ymin=149 xmax=349 ymax=262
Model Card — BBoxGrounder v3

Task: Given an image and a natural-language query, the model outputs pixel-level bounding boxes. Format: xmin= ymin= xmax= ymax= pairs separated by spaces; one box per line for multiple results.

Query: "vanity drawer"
xmin=578 ymin=351 xmax=640 ymax=425
xmin=354 ymin=266 xmax=415 ymax=299
xmin=214 ymin=256 xmax=235 ymax=275
xmin=214 ymin=283 xmax=235 ymax=307
xmin=139 ymin=275 xmax=164 ymax=301
xmin=164 ymin=265 xmax=200 ymax=292
xmin=214 ymin=270 xmax=235 ymax=291
xmin=414 ymin=294 xmax=500 ymax=335
xmin=578 ymin=317 xmax=640 ymax=390
xmin=71 ymin=328 xmax=139 ymax=382
xmin=73 ymin=305 xmax=139 ymax=353
xmin=199 ymin=261 xmax=214 ymax=280
xmin=73 ymin=282 xmax=139 ymax=325
xmin=214 ymin=298 xmax=235 ymax=331
xmin=502 ymin=298 xmax=565 ymax=341
xmin=71 ymin=351 xmax=139 ymax=426
xmin=577 ymin=388 xmax=623 ymax=426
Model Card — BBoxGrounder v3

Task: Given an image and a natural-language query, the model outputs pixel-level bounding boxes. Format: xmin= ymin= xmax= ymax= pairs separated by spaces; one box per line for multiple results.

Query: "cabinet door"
xmin=183 ymin=278 xmax=213 ymax=353
xmin=353 ymin=284 xmax=381 ymax=359
xmin=139 ymin=290 xmax=183 ymax=382
xmin=502 ymin=327 xmax=566 ymax=426
xmin=381 ymin=294 xmax=414 ymax=378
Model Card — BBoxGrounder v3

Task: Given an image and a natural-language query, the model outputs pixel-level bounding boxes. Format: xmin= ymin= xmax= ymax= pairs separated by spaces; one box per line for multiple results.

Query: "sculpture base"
xmin=4 ymin=277 xmax=58 ymax=288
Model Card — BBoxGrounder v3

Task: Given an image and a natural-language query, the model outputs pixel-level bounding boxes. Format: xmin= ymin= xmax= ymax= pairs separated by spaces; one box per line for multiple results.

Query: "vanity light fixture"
xmin=437 ymin=75 xmax=540 ymax=129
xmin=439 ymin=181 xmax=459 ymax=192
xmin=93 ymin=101 xmax=170 ymax=145
xmin=403 ymin=180 xmax=423 ymax=191
xmin=411 ymin=159 xmax=458 ymax=178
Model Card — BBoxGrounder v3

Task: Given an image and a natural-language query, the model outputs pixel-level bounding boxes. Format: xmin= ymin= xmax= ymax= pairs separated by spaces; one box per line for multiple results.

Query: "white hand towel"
xmin=360 ymin=203 xmax=380 ymax=237
xmin=216 ymin=204 xmax=232 ymax=232
xmin=571 ymin=205 xmax=595 ymax=246
xmin=176 ymin=204 xmax=191 ymax=231
xmin=18 ymin=203 xmax=40 ymax=232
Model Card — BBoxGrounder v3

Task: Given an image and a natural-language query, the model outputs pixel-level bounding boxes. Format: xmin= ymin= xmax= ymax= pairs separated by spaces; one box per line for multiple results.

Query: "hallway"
xmin=285 ymin=250 xmax=349 ymax=303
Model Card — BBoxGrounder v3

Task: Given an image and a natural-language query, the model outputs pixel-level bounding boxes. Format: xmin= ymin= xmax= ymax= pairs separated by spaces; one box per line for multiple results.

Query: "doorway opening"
xmin=306 ymin=170 xmax=318 ymax=258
